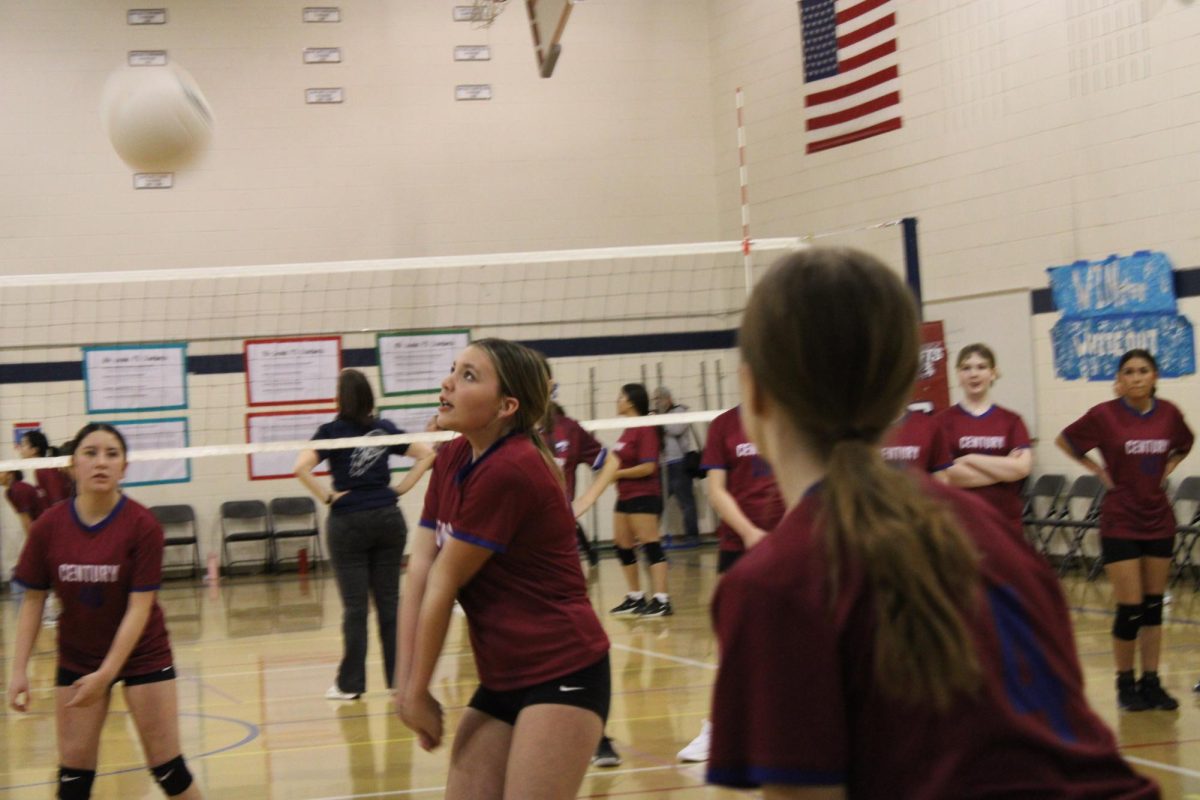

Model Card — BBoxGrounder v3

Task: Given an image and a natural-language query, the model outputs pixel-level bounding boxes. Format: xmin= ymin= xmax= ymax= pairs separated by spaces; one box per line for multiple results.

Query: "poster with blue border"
xmin=83 ymin=343 xmax=188 ymax=413
xmin=104 ymin=417 xmax=191 ymax=486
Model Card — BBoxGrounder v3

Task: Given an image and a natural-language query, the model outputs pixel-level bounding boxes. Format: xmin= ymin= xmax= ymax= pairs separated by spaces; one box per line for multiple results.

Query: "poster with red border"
xmin=244 ymin=336 xmax=342 ymax=407
xmin=246 ymin=409 xmax=335 ymax=480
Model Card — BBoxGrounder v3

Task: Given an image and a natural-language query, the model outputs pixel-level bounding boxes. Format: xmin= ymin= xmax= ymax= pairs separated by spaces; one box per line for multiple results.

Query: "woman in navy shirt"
xmin=295 ymin=369 xmax=435 ymax=700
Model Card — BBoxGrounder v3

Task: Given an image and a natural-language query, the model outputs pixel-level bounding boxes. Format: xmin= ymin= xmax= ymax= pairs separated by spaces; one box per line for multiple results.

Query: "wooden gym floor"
xmin=3 ymin=548 xmax=1200 ymax=798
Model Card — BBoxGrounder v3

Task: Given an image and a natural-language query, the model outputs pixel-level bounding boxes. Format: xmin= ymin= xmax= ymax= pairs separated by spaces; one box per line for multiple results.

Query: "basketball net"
xmin=471 ymin=0 xmax=508 ymax=28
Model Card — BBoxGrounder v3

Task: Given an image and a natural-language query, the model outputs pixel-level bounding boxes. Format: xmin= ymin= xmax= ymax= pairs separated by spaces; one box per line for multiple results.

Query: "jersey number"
xmin=986 ymin=585 xmax=1076 ymax=744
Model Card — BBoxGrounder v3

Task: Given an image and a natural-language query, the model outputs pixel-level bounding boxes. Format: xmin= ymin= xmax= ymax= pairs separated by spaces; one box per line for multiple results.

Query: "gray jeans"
xmin=327 ymin=504 xmax=407 ymax=694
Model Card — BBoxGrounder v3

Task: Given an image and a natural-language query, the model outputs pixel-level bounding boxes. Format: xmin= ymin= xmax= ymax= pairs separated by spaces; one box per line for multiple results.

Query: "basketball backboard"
xmin=525 ymin=0 xmax=575 ymax=78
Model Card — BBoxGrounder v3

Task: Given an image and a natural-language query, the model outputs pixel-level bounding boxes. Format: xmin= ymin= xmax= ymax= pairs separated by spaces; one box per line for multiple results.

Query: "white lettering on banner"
xmin=58 ymin=564 xmax=120 ymax=583
xmin=959 ymin=436 xmax=1006 ymax=450
xmin=1072 ymin=329 xmax=1159 ymax=359
xmin=1070 ymin=262 xmax=1149 ymax=313
xmin=734 ymin=442 xmax=759 ymax=457
xmin=1125 ymin=439 xmax=1169 ymax=455
xmin=881 ymin=446 xmax=920 ymax=462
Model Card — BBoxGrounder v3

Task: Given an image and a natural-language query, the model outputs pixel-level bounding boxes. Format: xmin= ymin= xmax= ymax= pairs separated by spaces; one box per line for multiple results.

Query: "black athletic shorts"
xmin=469 ymin=654 xmax=610 ymax=726
xmin=56 ymin=665 xmax=176 ymax=688
xmin=615 ymin=496 xmax=663 ymax=516
xmin=1100 ymin=536 xmax=1174 ymax=564
xmin=717 ymin=549 xmax=744 ymax=574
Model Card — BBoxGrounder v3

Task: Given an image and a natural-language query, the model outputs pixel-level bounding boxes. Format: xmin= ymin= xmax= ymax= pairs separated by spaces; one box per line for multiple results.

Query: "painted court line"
xmin=1123 ymin=755 xmax=1200 ymax=781
xmin=610 ymin=643 xmax=717 ymax=671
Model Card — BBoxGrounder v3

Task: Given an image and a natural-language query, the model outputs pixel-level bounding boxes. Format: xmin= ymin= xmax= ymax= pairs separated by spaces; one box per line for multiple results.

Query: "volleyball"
xmin=101 ymin=61 xmax=214 ymax=172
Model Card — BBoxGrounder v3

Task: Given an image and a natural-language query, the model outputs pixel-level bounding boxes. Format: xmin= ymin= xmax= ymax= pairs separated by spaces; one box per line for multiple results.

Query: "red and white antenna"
xmin=736 ymin=87 xmax=753 ymax=295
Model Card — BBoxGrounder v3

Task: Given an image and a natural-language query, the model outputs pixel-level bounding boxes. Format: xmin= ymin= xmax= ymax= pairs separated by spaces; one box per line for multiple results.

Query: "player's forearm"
xmin=709 ymin=486 xmax=760 ymax=543
xmin=10 ymin=589 xmax=46 ymax=674
xmin=959 ymin=452 xmax=1031 ymax=482
xmin=616 ymin=462 xmax=656 ymax=480
xmin=404 ymin=575 xmax=456 ymax=702
xmin=573 ymin=456 xmax=618 ymax=517
xmin=396 ymin=545 xmax=434 ymax=694
xmin=941 ymin=461 xmax=996 ymax=488
xmin=97 ymin=593 xmax=154 ymax=679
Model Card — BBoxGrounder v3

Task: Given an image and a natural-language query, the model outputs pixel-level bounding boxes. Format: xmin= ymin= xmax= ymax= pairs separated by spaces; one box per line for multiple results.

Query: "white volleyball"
xmin=101 ymin=62 xmax=214 ymax=171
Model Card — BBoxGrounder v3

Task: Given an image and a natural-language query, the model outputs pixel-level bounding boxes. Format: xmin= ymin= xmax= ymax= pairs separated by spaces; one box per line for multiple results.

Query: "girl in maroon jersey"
xmin=1 ymin=469 xmax=45 ymax=537
xmin=609 ymin=383 xmax=673 ymax=617
xmin=18 ymin=429 xmax=73 ymax=507
xmin=7 ymin=424 xmax=202 ymax=799
xmin=939 ymin=344 xmax=1033 ymax=537
xmin=706 ymin=248 xmax=1155 ymax=799
xmin=1058 ymin=349 xmax=1193 ymax=712
xmin=396 ymin=339 xmax=609 ymax=800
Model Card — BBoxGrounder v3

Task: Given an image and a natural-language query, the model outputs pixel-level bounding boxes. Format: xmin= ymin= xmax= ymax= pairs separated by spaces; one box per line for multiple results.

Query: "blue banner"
xmin=1051 ymin=313 xmax=1195 ymax=380
xmin=1047 ymin=250 xmax=1177 ymax=318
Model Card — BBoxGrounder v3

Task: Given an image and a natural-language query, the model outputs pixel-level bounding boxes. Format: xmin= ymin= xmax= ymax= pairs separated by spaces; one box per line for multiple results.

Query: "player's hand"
xmin=1099 ymin=470 xmax=1115 ymax=490
xmin=742 ymin=527 xmax=768 ymax=550
xmin=399 ymin=690 xmax=444 ymax=751
xmin=65 ymin=671 xmax=110 ymax=708
xmin=7 ymin=672 xmax=30 ymax=712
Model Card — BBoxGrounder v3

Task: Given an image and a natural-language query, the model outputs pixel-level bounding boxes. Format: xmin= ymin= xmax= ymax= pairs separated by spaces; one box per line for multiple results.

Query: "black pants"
xmin=666 ymin=461 xmax=700 ymax=539
xmin=327 ymin=505 xmax=407 ymax=694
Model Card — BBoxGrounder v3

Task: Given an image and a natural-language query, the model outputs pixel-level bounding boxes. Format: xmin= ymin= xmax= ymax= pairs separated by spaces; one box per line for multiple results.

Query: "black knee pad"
xmin=615 ymin=546 xmax=638 ymax=566
xmin=1142 ymin=594 xmax=1164 ymax=627
xmin=150 ymin=755 xmax=193 ymax=797
xmin=1113 ymin=603 xmax=1144 ymax=641
xmin=58 ymin=766 xmax=96 ymax=800
xmin=643 ymin=541 xmax=666 ymax=565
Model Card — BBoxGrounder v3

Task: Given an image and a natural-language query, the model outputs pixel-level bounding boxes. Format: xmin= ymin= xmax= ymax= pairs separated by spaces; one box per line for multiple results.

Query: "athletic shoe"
xmin=1138 ymin=675 xmax=1179 ymax=711
xmin=585 ymin=548 xmax=600 ymax=567
xmin=325 ymin=684 xmax=362 ymax=701
xmin=677 ymin=719 xmax=711 ymax=762
xmin=610 ymin=596 xmax=647 ymax=616
xmin=592 ymin=736 xmax=621 ymax=767
xmin=638 ymin=598 xmax=673 ymax=617
xmin=1117 ymin=679 xmax=1150 ymax=712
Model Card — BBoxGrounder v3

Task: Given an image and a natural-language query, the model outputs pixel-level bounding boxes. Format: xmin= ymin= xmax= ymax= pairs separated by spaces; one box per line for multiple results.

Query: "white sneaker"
xmin=325 ymin=684 xmax=361 ymax=701
xmin=677 ymin=719 xmax=711 ymax=762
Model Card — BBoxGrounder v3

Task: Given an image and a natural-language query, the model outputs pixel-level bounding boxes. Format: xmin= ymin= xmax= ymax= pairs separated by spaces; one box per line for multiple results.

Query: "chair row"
xmin=1021 ymin=474 xmax=1200 ymax=588
xmin=150 ymin=497 xmax=323 ymax=578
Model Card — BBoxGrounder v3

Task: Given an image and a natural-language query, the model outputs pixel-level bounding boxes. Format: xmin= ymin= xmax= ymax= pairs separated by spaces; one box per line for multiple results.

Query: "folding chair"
xmin=269 ymin=496 xmax=322 ymax=571
xmin=220 ymin=500 xmax=273 ymax=574
xmin=1169 ymin=477 xmax=1200 ymax=588
xmin=1053 ymin=475 xmax=1105 ymax=578
xmin=1021 ymin=474 xmax=1067 ymax=555
xmin=150 ymin=504 xmax=202 ymax=579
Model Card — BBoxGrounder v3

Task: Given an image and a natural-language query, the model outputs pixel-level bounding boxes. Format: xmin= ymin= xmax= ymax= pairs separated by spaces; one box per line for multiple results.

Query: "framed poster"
xmin=83 ymin=343 xmax=188 ymax=413
xmin=107 ymin=417 xmax=190 ymax=486
xmin=246 ymin=409 xmax=335 ymax=480
xmin=377 ymin=329 xmax=469 ymax=396
xmin=379 ymin=404 xmax=439 ymax=470
xmin=245 ymin=336 xmax=342 ymax=406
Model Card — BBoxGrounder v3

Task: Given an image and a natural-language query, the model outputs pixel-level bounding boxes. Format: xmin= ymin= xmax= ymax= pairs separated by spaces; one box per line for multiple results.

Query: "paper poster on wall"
xmin=245 ymin=336 xmax=342 ymax=406
xmin=246 ymin=410 xmax=334 ymax=480
xmin=1051 ymin=314 xmax=1195 ymax=380
xmin=377 ymin=329 xmax=469 ymax=396
xmin=83 ymin=344 xmax=187 ymax=413
xmin=379 ymin=404 xmax=440 ymax=470
xmin=910 ymin=321 xmax=949 ymax=413
xmin=1048 ymin=250 xmax=1177 ymax=318
xmin=13 ymin=422 xmax=41 ymax=447
xmin=107 ymin=418 xmax=190 ymax=486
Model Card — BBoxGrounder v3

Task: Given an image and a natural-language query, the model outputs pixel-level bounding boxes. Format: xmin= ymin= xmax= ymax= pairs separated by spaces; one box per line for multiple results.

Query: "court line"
xmin=610 ymin=643 xmax=717 ymax=671
xmin=1123 ymin=755 xmax=1200 ymax=780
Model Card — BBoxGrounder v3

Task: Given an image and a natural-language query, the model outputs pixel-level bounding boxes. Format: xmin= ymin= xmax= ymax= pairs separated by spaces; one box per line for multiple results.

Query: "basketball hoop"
xmin=471 ymin=0 xmax=508 ymax=28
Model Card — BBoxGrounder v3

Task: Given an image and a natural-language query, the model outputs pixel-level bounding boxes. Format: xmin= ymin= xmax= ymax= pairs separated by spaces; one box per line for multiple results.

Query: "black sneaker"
xmin=592 ymin=736 xmax=621 ymax=767
xmin=1117 ymin=679 xmax=1150 ymax=712
xmin=610 ymin=596 xmax=647 ymax=616
xmin=585 ymin=547 xmax=600 ymax=567
xmin=638 ymin=597 xmax=673 ymax=617
xmin=1138 ymin=675 xmax=1179 ymax=711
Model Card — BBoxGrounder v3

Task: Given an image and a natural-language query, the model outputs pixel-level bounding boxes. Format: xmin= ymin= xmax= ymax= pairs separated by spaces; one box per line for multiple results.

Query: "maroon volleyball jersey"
xmin=700 ymin=407 xmax=784 ymax=552
xmin=613 ymin=423 xmax=661 ymax=501
xmin=939 ymin=404 xmax=1031 ymax=530
xmin=708 ymin=480 xmax=1157 ymax=798
xmin=541 ymin=413 xmax=606 ymax=500
xmin=35 ymin=467 xmax=71 ymax=506
xmin=1062 ymin=398 xmax=1193 ymax=540
xmin=882 ymin=411 xmax=954 ymax=473
xmin=14 ymin=496 xmax=173 ymax=677
xmin=419 ymin=434 xmax=609 ymax=691
xmin=6 ymin=479 xmax=45 ymax=521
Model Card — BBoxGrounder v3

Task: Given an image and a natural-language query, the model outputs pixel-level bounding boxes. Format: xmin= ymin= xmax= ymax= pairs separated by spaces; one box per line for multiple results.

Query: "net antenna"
xmin=525 ymin=0 xmax=573 ymax=77
xmin=470 ymin=0 xmax=509 ymax=29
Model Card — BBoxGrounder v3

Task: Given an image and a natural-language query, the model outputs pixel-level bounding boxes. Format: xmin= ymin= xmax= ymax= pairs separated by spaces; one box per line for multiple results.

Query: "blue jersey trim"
xmin=931 ymin=460 xmax=955 ymax=472
xmin=451 ymin=528 xmax=506 ymax=553
xmin=1119 ymin=397 xmax=1158 ymax=419
xmin=454 ymin=430 xmax=521 ymax=486
xmin=706 ymin=765 xmax=845 ymax=789
xmin=12 ymin=577 xmax=51 ymax=591
xmin=591 ymin=447 xmax=608 ymax=471
xmin=956 ymin=402 xmax=997 ymax=419
xmin=701 ymin=464 xmax=727 ymax=472
xmin=418 ymin=517 xmax=437 ymax=530
xmin=131 ymin=584 xmax=161 ymax=592
xmin=1060 ymin=433 xmax=1086 ymax=459
xmin=69 ymin=494 xmax=127 ymax=534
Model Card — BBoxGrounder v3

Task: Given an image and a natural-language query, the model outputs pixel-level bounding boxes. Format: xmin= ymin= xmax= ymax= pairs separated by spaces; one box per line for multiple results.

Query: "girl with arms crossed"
xmin=707 ymin=249 xmax=1155 ymax=799
xmin=395 ymin=339 xmax=609 ymax=800
xmin=8 ymin=424 xmax=202 ymax=799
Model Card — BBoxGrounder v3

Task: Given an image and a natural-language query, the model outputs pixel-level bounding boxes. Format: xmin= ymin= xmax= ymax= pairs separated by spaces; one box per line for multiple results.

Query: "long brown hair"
xmin=473 ymin=338 xmax=564 ymax=486
xmin=336 ymin=369 xmax=376 ymax=427
xmin=740 ymin=247 xmax=981 ymax=711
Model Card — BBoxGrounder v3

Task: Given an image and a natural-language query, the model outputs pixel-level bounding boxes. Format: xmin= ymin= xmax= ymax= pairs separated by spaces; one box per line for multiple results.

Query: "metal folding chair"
xmin=269 ymin=496 xmax=323 ymax=571
xmin=1169 ymin=477 xmax=1200 ymax=588
xmin=1022 ymin=474 xmax=1067 ymax=556
xmin=1053 ymin=475 xmax=1105 ymax=579
xmin=220 ymin=500 xmax=273 ymax=574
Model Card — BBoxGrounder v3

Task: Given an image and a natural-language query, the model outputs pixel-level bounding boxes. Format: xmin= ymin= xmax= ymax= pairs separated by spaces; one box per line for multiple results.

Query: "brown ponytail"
xmin=740 ymin=248 xmax=982 ymax=711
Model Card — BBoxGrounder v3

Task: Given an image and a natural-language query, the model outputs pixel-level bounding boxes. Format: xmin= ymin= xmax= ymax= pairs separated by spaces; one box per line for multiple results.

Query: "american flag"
xmin=799 ymin=0 xmax=902 ymax=154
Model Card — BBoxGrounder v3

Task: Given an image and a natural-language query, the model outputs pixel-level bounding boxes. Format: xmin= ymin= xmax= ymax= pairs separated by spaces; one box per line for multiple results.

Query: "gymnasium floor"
xmin=2 ymin=549 xmax=1200 ymax=799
